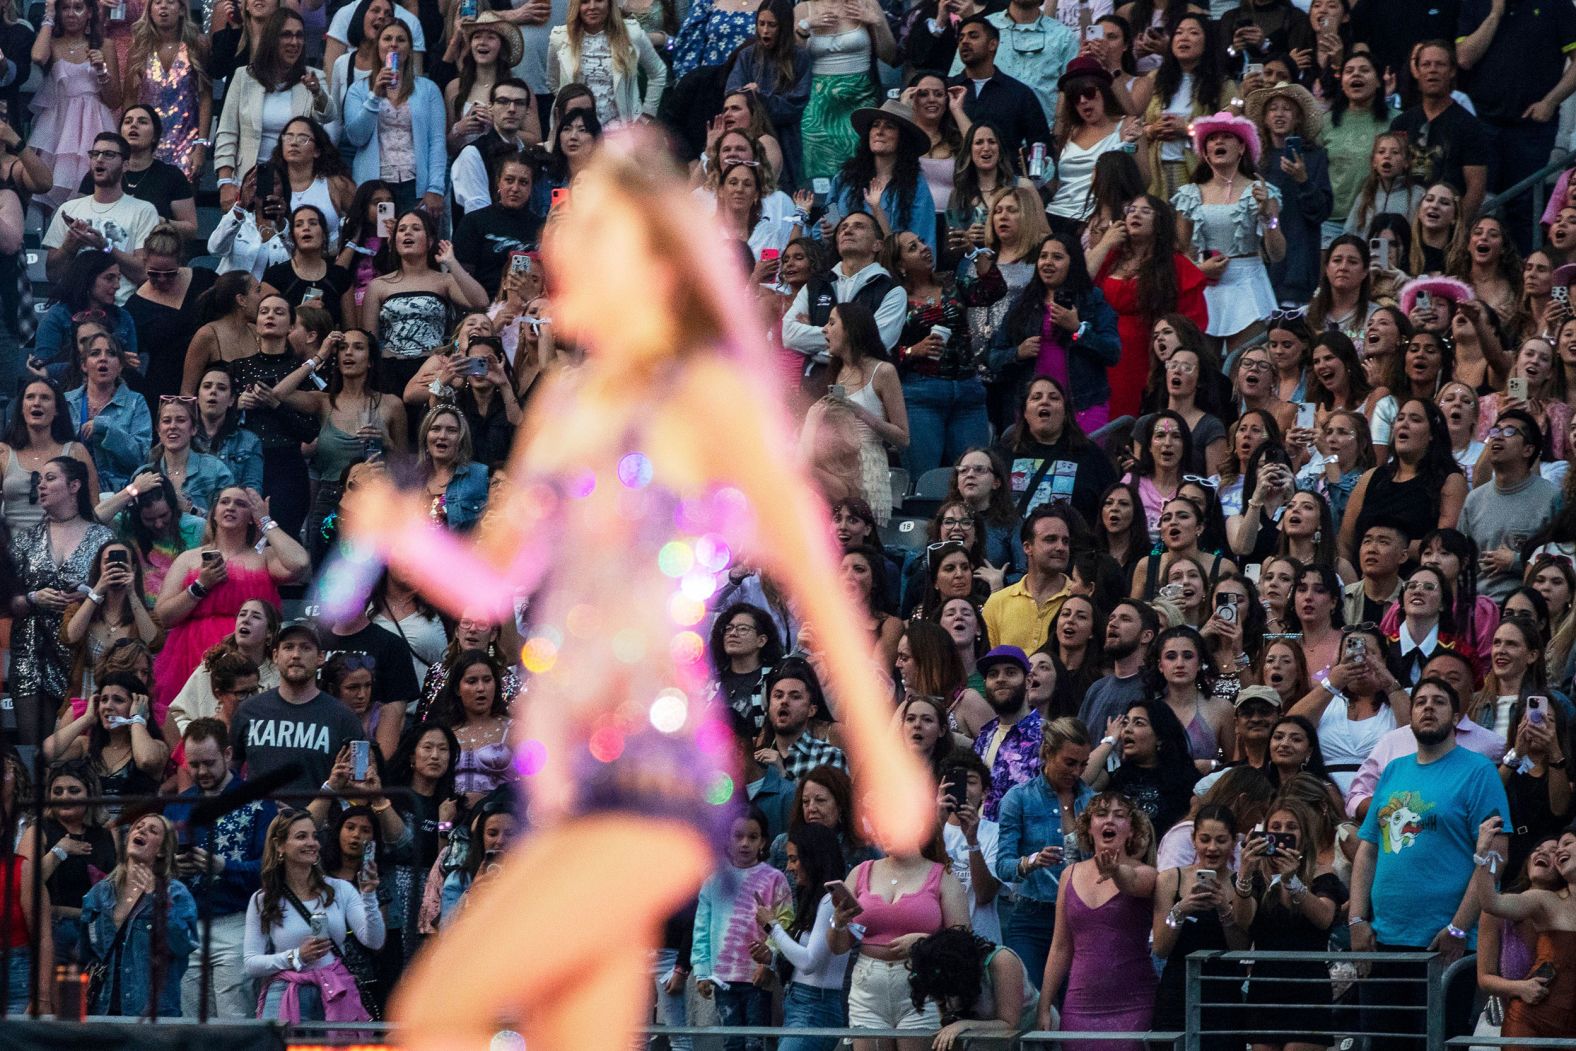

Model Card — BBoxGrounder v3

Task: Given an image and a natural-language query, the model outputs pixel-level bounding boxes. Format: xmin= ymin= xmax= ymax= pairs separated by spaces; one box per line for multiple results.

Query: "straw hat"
xmin=850 ymin=98 xmax=930 ymax=156
xmin=1245 ymin=81 xmax=1325 ymax=142
xmin=459 ymin=11 xmax=525 ymax=70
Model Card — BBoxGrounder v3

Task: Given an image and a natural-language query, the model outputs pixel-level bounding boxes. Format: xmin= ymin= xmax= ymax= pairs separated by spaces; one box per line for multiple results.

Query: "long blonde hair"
xmin=565 ymin=0 xmax=637 ymax=80
xmin=127 ymin=0 xmax=209 ymax=92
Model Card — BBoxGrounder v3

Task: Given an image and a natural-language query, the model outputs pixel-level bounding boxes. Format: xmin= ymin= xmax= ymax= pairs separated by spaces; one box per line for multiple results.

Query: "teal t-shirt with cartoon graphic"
xmin=1358 ymin=746 xmax=1510 ymax=949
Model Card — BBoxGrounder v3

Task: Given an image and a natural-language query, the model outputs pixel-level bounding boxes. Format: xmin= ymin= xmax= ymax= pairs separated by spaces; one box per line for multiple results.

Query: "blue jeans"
xmin=713 ymin=982 xmax=770 ymax=1051
xmin=779 ymin=981 xmax=845 ymax=1051
xmin=901 ymin=376 xmax=990 ymax=478
xmin=3 ymin=949 xmax=30 ymax=1015
xmin=650 ymin=948 xmax=692 ymax=1051
xmin=1005 ymin=897 xmax=1057 ymax=991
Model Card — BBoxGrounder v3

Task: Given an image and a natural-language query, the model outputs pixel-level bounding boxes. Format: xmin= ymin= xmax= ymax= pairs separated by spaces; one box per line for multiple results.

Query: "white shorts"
xmin=846 ymin=955 xmax=941 ymax=1031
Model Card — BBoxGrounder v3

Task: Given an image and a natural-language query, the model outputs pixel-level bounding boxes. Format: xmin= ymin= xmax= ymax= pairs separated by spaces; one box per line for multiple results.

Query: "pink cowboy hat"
xmin=1398 ymin=275 xmax=1474 ymax=317
xmin=1190 ymin=111 xmax=1262 ymax=166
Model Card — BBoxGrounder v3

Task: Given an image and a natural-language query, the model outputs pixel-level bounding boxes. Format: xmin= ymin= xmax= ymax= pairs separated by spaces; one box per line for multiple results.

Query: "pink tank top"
xmin=853 ymin=860 xmax=945 ymax=947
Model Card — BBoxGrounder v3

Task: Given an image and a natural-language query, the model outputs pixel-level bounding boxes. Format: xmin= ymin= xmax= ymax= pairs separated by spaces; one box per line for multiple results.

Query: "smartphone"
xmin=829 ymin=383 xmax=847 ymax=400
xmin=309 ymin=911 xmax=327 ymax=938
xmin=1508 ymin=376 xmax=1529 ymax=401
xmin=1343 ymin=633 xmax=1367 ymax=664
xmin=300 ymin=286 xmax=324 ymax=305
xmin=1284 ymin=134 xmax=1303 ymax=161
xmin=201 ymin=550 xmax=222 ymax=568
xmin=376 ymin=200 xmax=395 ymax=238
xmin=760 ymin=247 xmax=780 ymax=263
xmin=1417 ymin=290 xmax=1434 ymax=314
xmin=1245 ymin=62 xmax=1264 ymax=77
xmin=351 ymin=739 xmax=371 ymax=781
xmin=941 ymin=767 xmax=969 ymax=811
xmin=1528 ymin=695 xmax=1548 ymax=725
xmin=106 ymin=549 xmax=129 ymax=567
xmin=457 ymin=356 xmax=490 ymax=378
xmin=1370 ymin=236 xmax=1391 ymax=271
xmin=551 ymin=187 xmax=569 ymax=210
xmin=1533 ymin=962 xmax=1558 ymax=982
xmin=1267 ymin=831 xmax=1297 ymax=854
xmin=1084 ymin=24 xmax=1101 ymax=40
xmin=1196 ymin=868 xmax=1217 ymax=886
xmin=255 ymin=164 xmax=274 ymax=204
xmin=1159 ymin=582 xmax=1184 ymax=600
xmin=811 ymin=177 xmax=832 ymax=197
xmin=1296 ymin=401 xmax=1317 ymax=431
xmin=1215 ymin=592 xmax=1239 ymax=623
xmin=824 ymin=879 xmax=863 ymax=916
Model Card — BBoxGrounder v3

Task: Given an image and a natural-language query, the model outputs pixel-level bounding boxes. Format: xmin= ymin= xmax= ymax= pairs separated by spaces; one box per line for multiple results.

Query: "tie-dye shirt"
xmin=692 ymin=861 xmax=792 ymax=984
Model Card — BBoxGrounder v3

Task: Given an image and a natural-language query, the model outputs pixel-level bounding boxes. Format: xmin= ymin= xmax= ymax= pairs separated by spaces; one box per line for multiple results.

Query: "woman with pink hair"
xmin=1171 ymin=112 xmax=1286 ymax=351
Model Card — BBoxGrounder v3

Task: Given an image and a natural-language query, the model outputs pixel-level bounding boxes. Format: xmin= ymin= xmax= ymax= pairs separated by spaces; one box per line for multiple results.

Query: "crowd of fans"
xmin=0 ymin=0 xmax=1571 ymax=1045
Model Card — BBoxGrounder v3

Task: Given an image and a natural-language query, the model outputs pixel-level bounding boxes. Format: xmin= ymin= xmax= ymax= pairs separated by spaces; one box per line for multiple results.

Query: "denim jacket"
xmin=986 ymin=286 xmax=1122 ymax=412
xmin=66 ymin=382 xmax=152 ymax=493
xmin=81 ymin=876 xmax=198 ymax=1017
xmin=993 ymin=775 xmax=1095 ymax=903
xmin=36 ymin=305 xmax=140 ymax=383
xmin=200 ymin=425 xmax=265 ymax=493
xmin=443 ymin=461 xmax=490 ymax=530
xmin=139 ymin=451 xmax=237 ymax=515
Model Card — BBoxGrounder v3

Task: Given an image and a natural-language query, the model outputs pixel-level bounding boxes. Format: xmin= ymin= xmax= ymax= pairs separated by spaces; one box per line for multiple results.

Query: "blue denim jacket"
xmin=444 ymin=461 xmax=489 ymax=530
xmin=201 ymin=425 xmax=265 ymax=493
xmin=35 ymin=304 xmax=141 ymax=384
xmin=139 ymin=451 xmax=237 ymax=514
xmin=66 ymin=382 xmax=152 ymax=493
xmin=81 ymin=876 xmax=198 ymax=1017
xmin=993 ymin=775 xmax=1095 ymax=903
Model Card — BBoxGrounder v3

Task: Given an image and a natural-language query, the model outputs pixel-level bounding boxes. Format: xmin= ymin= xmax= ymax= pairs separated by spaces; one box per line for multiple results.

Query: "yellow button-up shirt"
xmin=982 ymin=576 xmax=1070 ymax=654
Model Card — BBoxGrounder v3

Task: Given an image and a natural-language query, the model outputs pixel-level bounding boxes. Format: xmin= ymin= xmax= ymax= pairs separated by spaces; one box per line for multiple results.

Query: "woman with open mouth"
xmin=1475 ymin=336 xmax=1571 ymax=465
xmin=1471 ymin=834 xmax=1570 ymax=1043
xmin=1172 ymin=112 xmax=1285 ymax=352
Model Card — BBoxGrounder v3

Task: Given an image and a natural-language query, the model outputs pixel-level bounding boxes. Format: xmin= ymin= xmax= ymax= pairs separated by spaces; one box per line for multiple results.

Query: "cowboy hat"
xmin=850 ymin=98 xmax=930 ymax=156
xmin=1190 ymin=111 xmax=1262 ymax=165
xmin=1244 ymin=81 xmax=1324 ymax=142
xmin=459 ymin=11 xmax=525 ymax=70
xmin=1398 ymin=275 xmax=1474 ymax=317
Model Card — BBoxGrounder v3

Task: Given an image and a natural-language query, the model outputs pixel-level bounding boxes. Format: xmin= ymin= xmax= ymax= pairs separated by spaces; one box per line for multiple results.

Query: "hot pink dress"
xmin=152 ymin=562 xmax=281 ymax=703
xmin=28 ymin=58 xmax=115 ymax=209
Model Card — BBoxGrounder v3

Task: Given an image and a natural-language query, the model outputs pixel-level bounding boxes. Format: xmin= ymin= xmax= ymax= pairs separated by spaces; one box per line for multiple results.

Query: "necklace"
xmin=124 ymin=165 xmax=151 ymax=193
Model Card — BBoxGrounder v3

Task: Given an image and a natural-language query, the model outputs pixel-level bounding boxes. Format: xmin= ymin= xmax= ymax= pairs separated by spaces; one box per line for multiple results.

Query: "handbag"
xmin=1469 ymin=995 xmax=1504 ymax=1051
xmin=84 ymin=900 xmax=135 ymax=1014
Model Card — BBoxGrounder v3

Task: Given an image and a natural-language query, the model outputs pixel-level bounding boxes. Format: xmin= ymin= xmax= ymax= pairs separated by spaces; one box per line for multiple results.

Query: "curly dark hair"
xmin=907 ymin=926 xmax=997 ymax=1017
xmin=429 ymin=648 xmax=509 ymax=726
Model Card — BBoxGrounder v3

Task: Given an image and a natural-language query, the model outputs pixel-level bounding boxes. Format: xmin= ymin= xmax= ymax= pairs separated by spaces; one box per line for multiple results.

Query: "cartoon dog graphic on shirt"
xmin=1377 ymin=792 xmax=1434 ymax=854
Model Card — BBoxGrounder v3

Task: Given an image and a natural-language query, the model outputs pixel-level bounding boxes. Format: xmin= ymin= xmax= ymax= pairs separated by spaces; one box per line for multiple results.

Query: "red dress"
xmin=152 ymin=563 xmax=281 ymax=707
xmin=1097 ymin=253 xmax=1209 ymax=419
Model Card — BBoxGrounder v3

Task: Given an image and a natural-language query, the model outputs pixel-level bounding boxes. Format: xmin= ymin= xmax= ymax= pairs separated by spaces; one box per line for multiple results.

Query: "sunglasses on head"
xmin=71 ymin=308 xmax=107 ymax=324
xmin=160 ymin=394 xmax=196 ymax=404
xmin=1181 ymin=474 xmax=1218 ymax=488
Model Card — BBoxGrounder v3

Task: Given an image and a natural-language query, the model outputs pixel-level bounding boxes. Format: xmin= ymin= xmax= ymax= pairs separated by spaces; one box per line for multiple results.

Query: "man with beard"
xmin=43 ymin=131 xmax=158 ymax=299
xmin=231 ymin=620 xmax=364 ymax=793
xmin=972 ymin=645 xmax=1042 ymax=820
xmin=1079 ymin=599 xmax=1158 ymax=734
xmin=755 ymin=657 xmax=846 ymax=781
xmin=164 ymin=718 xmax=275 ymax=1019
xmin=1351 ymin=676 xmax=1510 ymax=1050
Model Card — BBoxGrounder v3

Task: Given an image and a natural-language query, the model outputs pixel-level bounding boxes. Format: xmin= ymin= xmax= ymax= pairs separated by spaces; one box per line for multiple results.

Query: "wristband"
xmin=437 ymin=820 xmax=454 ymax=833
xmin=86 ymin=588 xmax=104 ymax=605
xmin=188 ymin=580 xmax=210 ymax=600
xmin=51 ymin=844 xmax=68 ymax=862
xmin=259 ymin=516 xmax=277 ymax=532
xmin=1100 ymin=735 xmax=1117 ymax=747
xmin=1263 ymin=216 xmax=1280 ymax=230
xmin=1473 ymin=850 xmax=1504 ymax=874
xmin=1446 ymin=924 xmax=1467 ymax=941
xmin=217 ymin=177 xmax=240 ymax=189
xmin=1348 ymin=915 xmax=1369 ymax=927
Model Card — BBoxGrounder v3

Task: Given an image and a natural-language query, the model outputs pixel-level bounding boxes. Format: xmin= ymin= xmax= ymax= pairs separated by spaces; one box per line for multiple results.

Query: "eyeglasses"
xmin=280 ymin=133 xmax=314 ymax=145
xmin=494 ymin=96 xmax=530 ymax=108
xmin=1486 ymin=426 xmax=1525 ymax=440
xmin=939 ymin=515 xmax=975 ymax=528
xmin=1402 ymin=580 xmax=1440 ymax=593
xmin=71 ymin=309 xmax=107 ymax=324
xmin=1268 ymin=307 xmax=1308 ymax=324
xmin=1166 ymin=360 xmax=1197 ymax=374
xmin=722 ymin=622 xmax=759 ymax=636
xmin=1181 ymin=474 xmax=1218 ymax=488
xmin=86 ymin=149 xmax=124 ymax=161
xmin=956 ymin=465 xmax=992 ymax=476
xmin=1239 ymin=358 xmax=1274 ymax=373
xmin=160 ymin=394 xmax=196 ymax=404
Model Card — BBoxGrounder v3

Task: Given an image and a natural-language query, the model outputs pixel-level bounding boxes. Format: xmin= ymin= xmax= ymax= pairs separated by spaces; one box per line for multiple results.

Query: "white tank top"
xmin=292 ymin=176 xmax=343 ymax=251
xmin=1317 ymin=697 xmax=1398 ymax=793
